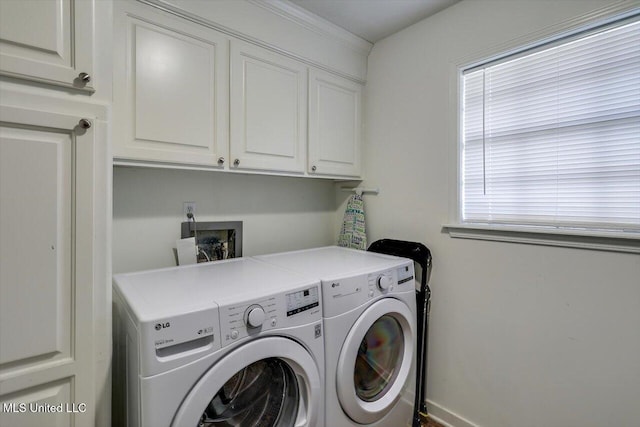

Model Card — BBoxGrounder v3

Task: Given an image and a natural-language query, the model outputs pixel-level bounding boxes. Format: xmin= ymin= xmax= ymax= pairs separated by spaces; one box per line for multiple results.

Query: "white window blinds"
xmin=461 ymin=17 xmax=640 ymax=233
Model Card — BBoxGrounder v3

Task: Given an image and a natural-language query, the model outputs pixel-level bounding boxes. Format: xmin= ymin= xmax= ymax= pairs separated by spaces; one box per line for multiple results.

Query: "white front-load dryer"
xmin=256 ymin=247 xmax=417 ymax=427
xmin=112 ymin=257 xmax=324 ymax=427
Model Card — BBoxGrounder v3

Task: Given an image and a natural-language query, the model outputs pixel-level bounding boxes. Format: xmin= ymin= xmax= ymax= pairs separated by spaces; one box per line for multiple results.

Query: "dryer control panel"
xmin=219 ymin=284 xmax=321 ymax=346
xmin=322 ymin=261 xmax=414 ymax=318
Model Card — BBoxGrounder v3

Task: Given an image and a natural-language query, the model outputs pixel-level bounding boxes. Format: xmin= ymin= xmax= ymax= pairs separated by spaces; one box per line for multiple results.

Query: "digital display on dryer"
xmin=397 ymin=265 xmax=414 ymax=285
xmin=286 ymin=287 xmax=319 ymax=316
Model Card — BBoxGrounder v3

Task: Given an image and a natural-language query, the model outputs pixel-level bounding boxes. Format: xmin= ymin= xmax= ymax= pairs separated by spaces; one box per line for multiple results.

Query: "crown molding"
xmin=248 ymin=0 xmax=373 ymax=55
xmin=137 ymin=0 xmax=368 ymax=83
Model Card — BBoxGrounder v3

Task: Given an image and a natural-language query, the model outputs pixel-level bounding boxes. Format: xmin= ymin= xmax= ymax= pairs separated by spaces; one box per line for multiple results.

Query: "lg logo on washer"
xmin=155 ymin=322 xmax=170 ymax=331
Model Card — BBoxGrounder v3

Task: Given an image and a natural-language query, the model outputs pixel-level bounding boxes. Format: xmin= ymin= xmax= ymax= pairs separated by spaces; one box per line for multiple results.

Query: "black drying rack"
xmin=368 ymin=239 xmax=433 ymax=427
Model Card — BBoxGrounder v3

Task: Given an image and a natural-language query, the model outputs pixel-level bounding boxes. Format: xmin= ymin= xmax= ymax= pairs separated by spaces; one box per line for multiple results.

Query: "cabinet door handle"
xmin=233 ymin=159 xmax=240 ymax=166
xmin=218 ymin=157 xmax=225 ymax=165
xmin=78 ymin=119 xmax=92 ymax=129
xmin=311 ymin=165 xmax=317 ymax=172
xmin=78 ymin=72 xmax=91 ymax=83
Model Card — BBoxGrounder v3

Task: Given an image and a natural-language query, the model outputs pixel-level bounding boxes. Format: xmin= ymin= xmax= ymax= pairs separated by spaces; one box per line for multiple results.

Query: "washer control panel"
xmin=286 ymin=286 xmax=319 ymax=317
xmin=245 ymin=304 xmax=267 ymax=328
xmin=219 ymin=284 xmax=321 ymax=346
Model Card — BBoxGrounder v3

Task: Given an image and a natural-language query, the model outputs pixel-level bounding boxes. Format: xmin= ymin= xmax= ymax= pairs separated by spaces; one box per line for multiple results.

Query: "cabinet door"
xmin=0 ymin=0 xmax=93 ymax=92
xmin=230 ymin=40 xmax=307 ymax=174
xmin=0 ymin=106 xmax=96 ymax=427
xmin=308 ymin=69 xmax=362 ymax=178
xmin=113 ymin=1 xmax=228 ymax=167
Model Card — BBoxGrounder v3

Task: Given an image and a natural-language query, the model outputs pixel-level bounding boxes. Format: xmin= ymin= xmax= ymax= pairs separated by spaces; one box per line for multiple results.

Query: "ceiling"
xmin=288 ymin=0 xmax=460 ymax=43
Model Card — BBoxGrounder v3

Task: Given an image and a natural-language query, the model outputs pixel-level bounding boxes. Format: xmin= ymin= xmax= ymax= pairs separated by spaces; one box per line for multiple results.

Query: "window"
xmin=460 ymin=16 xmax=640 ymax=235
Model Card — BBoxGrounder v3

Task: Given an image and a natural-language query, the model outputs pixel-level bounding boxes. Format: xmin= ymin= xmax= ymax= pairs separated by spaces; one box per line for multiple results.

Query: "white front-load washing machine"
xmin=256 ymin=247 xmax=416 ymax=427
xmin=112 ymin=257 xmax=324 ymax=427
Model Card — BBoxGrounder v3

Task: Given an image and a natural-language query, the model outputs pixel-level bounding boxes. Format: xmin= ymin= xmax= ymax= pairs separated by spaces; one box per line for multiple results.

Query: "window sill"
xmin=443 ymin=223 xmax=640 ymax=254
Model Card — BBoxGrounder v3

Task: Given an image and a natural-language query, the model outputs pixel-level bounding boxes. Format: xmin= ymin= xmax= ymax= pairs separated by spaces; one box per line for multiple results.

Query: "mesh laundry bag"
xmin=338 ymin=193 xmax=367 ymax=250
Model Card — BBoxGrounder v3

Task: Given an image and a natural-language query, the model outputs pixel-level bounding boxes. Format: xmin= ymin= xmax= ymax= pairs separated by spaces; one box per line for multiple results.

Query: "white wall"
xmin=112 ymin=166 xmax=338 ymax=273
xmin=362 ymin=1 xmax=640 ymax=426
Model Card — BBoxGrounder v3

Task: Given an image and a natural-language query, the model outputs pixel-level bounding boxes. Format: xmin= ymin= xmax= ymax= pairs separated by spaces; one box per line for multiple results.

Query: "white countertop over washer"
xmin=113 ymin=257 xmax=319 ymax=322
xmin=256 ymin=246 xmax=409 ymax=280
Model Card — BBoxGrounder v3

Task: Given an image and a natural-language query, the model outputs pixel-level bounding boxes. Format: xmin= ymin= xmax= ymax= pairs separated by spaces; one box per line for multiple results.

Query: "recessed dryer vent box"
xmin=181 ymin=221 xmax=243 ymax=263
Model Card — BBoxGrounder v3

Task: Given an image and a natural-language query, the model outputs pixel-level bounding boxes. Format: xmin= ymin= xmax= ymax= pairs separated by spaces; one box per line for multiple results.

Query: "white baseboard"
xmin=426 ymin=400 xmax=479 ymax=427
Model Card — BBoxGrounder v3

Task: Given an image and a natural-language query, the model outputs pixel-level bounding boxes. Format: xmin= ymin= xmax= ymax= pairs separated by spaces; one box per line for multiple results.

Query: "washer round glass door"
xmin=337 ymin=298 xmax=414 ymax=424
xmin=172 ymin=337 xmax=321 ymax=427
xmin=201 ymin=357 xmax=298 ymax=426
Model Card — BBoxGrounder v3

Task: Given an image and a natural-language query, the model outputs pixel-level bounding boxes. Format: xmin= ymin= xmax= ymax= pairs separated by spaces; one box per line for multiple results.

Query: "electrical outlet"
xmin=183 ymin=202 xmax=196 ymax=218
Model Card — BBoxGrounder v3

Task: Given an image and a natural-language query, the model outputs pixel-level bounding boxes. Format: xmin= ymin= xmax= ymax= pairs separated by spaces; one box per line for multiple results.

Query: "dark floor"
xmin=422 ymin=416 xmax=445 ymax=427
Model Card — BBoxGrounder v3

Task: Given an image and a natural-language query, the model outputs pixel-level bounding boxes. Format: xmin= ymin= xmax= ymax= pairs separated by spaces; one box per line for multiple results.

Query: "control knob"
xmin=245 ymin=305 xmax=265 ymax=328
xmin=377 ymin=274 xmax=393 ymax=291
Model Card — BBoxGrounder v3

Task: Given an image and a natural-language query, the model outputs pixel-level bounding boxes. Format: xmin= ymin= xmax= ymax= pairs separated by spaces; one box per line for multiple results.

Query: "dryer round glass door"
xmin=172 ymin=337 xmax=321 ymax=427
xmin=336 ymin=298 xmax=415 ymax=424
xmin=354 ymin=314 xmax=404 ymax=401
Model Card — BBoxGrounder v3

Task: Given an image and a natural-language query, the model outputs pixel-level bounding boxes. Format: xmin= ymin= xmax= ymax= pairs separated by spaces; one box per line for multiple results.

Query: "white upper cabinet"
xmin=111 ymin=0 xmax=365 ymax=179
xmin=230 ymin=40 xmax=307 ymax=174
xmin=308 ymin=69 xmax=362 ymax=178
xmin=0 ymin=0 xmax=94 ymax=92
xmin=113 ymin=1 xmax=229 ymax=167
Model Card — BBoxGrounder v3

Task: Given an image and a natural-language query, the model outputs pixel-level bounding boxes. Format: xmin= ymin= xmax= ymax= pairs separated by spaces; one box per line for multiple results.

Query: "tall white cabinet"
xmin=0 ymin=1 xmax=109 ymax=426
xmin=0 ymin=105 xmax=102 ymax=427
